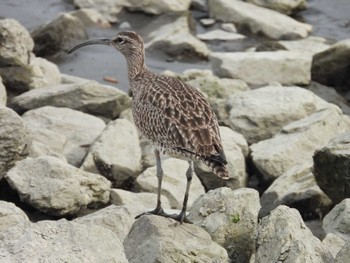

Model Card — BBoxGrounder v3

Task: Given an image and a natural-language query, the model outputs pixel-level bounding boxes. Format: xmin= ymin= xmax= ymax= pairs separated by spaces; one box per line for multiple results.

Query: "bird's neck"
xmin=126 ymin=50 xmax=147 ymax=81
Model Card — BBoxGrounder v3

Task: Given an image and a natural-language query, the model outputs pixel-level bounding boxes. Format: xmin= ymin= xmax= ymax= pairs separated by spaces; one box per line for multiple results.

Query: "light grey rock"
xmin=0 ymin=219 xmax=128 ymax=263
xmin=31 ymin=13 xmax=88 ymax=57
xmin=251 ymin=105 xmax=350 ymax=183
xmin=226 ymin=85 xmax=329 ymax=144
xmin=75 ymin=205 xmax=138 ymax=242
xmin=118 ymin=21 xmax=131 ymax=29
xmin=135 ymin=158 xmax=205 ymax=209
xmin=22 ymin=106 xmax=105 ymax=166
xmin=117 ymin=0 xmax=191 ymax=14
xmin=246 ymin=0 xmax=307 ymax=15
xmin=140 ymin=136 xmax=156 ymax=169
xmin=279 ymin=36 xmax=330 ymax=56
xmin=0 ymin=76 xmax=7 ymax=106
xmin=197 ymin=29 xmax=245 ymax=41
xmin=70 ymin=8 xmax=111 ymax=28
xmin=256 ymin=205 xmax=333 ymax=263
xmin=27 ymin=128 xmax=67 ymax=161
xmin=110 ymin=189 xmax=171 ymax=211
xmin=314 ymin=133 xmax=350 ymax=204
xmin=5 ymin=156 xmax=111 ymax=216
xmin=194 ymin=126 xmax=248 ymax=191
xmin=163 ymin=68 xmax=214 ymax=81
xmin=335 ymin=243 xmax=350 ymax=263
xmin=199 ymin=18 xmax=216 ymax=26
xmin=81 ymin=119 xmax=142 ymax=188
xmin=144 ymin=13 xmax=209 ymax=59
xmin=210 ymin=51 xmax=312 ymax=86
xmin=208 ymin=0 xmax=312 ymax=39
xmin=60 ymin=73 xmax=90 ymax=84
xmin=0 ymin=201 xmax=29 ymax=232
xmin=322 ymin=233 xmax=346 ymax=258
xmin=259 ymin=165 xmax=332 ymax=218
xmin=0 ymin=19 xmax=34 ymax=66
xmin=10 ymin=80 xmax=131 ymax=118
xmin=124 ymin=215 xmax=229 ymax=263
xmin=221 ymin=23 xmax=237 ymax=33
xmin=323 ymin=199 xmax=350 ymax=241
xmin=188 ymin=187 xmax=260 ymax=262
xmin=0 ymin=107 xmax=30 ymax=179
xmin=312 ymin=39 xmax=350 ymax=91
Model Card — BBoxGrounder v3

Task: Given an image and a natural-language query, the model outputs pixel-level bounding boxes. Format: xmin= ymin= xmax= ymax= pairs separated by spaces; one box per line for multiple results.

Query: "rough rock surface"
xmin=81 ymin=119 xmax=142 ymax=188
xmin=322 ymin=233 xmax=346 ymax=258
xmin=246 ymin=0 xmax=307 ymax=15
xmin=255 ymin=205 xmax=333 ymax=263
xmin=208 ymin=0 xmax=312 ymax=39
xmin=210 ymin=51 xmax=312 ymax=86
xmin=0 ymin=107 xmax=30 ymax=179
xmin=279 ymin=36 xmax=330 ymax=56
xmin=117 ymin=0 xmax=191 ymax=14
xmin=314 ymin=133 xmax=350 ymax=204
xmin=188 ymin=187 xmax=260 ymax=262
xmin=227 ymin=85 xmax=329 ymax=144
xmin=197 ymin=29 xmax=245 ymax=41
xmin=135 ymin=158 xmax=205 ymax=209
xmin=10 ymin=80 xmax=131 ymax=118
xmin=335 ymin=243 xmax=350 ymax=263
xmin=22 ymin=106 xmax=105 ymax=166
xmin=0 ymin=219 xmax=128 ymax=263
xmin=0 ymin=77 xmax=6 ymax=107
xmin=0 ymin=201 xmax=29 ymax=232
xmin=251 ymin=105 xmax=350 ymax=183
xmin=123 ymin=215 xmax=229 ymax=263
xmin=5 ymin=156 xmax=111 ymax=216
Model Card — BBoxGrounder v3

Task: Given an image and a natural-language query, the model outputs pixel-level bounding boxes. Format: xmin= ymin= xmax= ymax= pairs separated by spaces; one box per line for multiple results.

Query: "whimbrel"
xmin=67 ymin=31 xmax=229 ymax=223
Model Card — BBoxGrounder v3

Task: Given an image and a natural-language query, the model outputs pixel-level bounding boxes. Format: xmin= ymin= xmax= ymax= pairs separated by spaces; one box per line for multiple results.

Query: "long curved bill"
xmin=67 ymin=38 xmax=113 ymax=54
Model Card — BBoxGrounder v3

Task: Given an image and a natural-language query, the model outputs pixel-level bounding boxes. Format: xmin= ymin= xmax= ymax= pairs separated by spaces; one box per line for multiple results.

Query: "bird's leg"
xmin=135 ymin=149 xmax=166 ymax=219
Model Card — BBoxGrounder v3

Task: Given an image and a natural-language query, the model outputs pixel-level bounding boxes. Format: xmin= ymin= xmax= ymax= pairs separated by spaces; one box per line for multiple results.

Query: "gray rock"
xmin=123 ymin=215 xmax=229 ymax=263
xmin=199 ymin=18 xmax=216 ymax=26
xmin=81 ymin=119 xmax=142 ymax=188
xmin=226 ymin=85 xmax=328 ymax=144
xmin=312 ymin=39 xmax=350 ymax=91
xmin=5 ymin=156 xmax=111 ymax=216
xmin=251 ymin=105 xmax=350 ymax=183
xmin=10 ymin=80 xmax=131 ymax=118
xmin=210 ymin=51 xmax=312 ymax=86
xmin=0 ymin=19 xmax=33 ymax=66
xmin=246 ymin=0 xmax=307 ymax=15
xmin=188 ymin=187 xmax=260 ymax=262
xmin=255 ymin=205 xmax=333 ymax=263
xmin=335 ymin=243 xmax=350 ymax=263
xmin=221 ymin=23 xmax=237 ymax=33
xmin=144 ymin=13 xmax=209 ymax=60
xmin=135 ymin=158 xmax=205 ymax=209
xmin=0 ymin=76 xmax=6 ymax=106
xmin=260 ymin=165 xmax=332 ymax=218
xmin=314 ymin=133 xmax=350 ymax=204
xmin=140 ymin=136 xmax=156 ymax=169
xmin=117 ymin=0 xmax=191 ymax=14
xmin=322 ymin=233 xmax=346 ymax=258
xmin=279 ymin=36 xmax=330 ymax=56
xmin=0 ymin=107 xmax=30 ymax=179
xmin=31 ymin=13 xmax=88 ymax=57
xmin=0 ymin=201 xmax=29 ymax=232
xmin=194 ymin=126 xmax=248 ymax=191
xmin=70 ymin=8 xmax=111 ymax=28
xmin=22 ymin=106 xmax=105 ymax=166
xmin=191 ymin=0 xmax=207 ymax=11
xmin=60 ymin=73 xmax=90 ymax=84
xmin=323 ymin=199 xmax=350 ymax=241
xmin=0 ymin=219 xmax=128 ymax=263
xmin=197 ymin=29 xmax=245 ymax=41
xmin=208 ymin=0 xmax=311 ymax=39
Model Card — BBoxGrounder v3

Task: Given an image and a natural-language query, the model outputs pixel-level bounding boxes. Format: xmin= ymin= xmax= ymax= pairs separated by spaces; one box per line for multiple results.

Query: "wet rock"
xmin=323 ymin=199 xmax=350 ymax=241
xmin=135 ymin=158 xmax=205 ymax=209
xmin=117 ymin=0 xmax=191 ymax=14
xmin=246 ymin=0 xmax=307 ymax=15
xmin=255 ymin=205 xmax=333 ymax=263
xmin=0 ymin=201 xmax=29 ymax=232
xmin=188 ymin=187 xmax=260 ymax=262
xmin=123 ymin=215 xmax=229 ymax=263
xmin=5 ymin=156 xmax=111 ymax=216
xmin=197 ymin=29 xmax=245 ymax=41
xmin=322 ymin=233 xmax=346 ymax=258
xmin=22 ymin=106 xmax=105 ymax=166
xmin=313 ymin=133 xmax=350 ymax=204
xmin=10 ymin=80 xmax=131 ymax=118
xmin=335 ymin=243 xmax=350 ymax=263
xmin=0 ymin=76 xmax=7 ymax=106
xmin=251 ymin=105 xmax=350 ymax=183
xmin=0 ymin=107 xmax=30 ymax=180
xmin=312 ymin=39 xmax=350 ymax=91
xmin=208 ymin=0 xmax=311 ymax=39
xmin=0 ymin=19 xmax=33 ymax=67
xmin=226 ymin=85 xmax=328 ymax=144
xmin=81 ymin=119 xmax=141 ymax=188
xmin=194 ymin=126 xmax=248 ymax=191
xmin=259 ymin=165 xmax=332 ymax=219
xmin=70 ymin=8 xmax=111 ymax=28
xmin=0 ymin=219 xmax=127 ymax=263
xmin=144 ymin=13 xmax=209 ymax=60
xmin=210 ymin=51 xmax=312 ymax=86
xmin=31 ymin=13 xmax=88 ymax=57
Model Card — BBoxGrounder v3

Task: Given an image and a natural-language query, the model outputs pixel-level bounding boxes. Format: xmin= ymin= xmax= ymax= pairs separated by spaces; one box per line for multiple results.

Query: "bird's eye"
xmin=115 ymin=37 xmax=124 ymax=44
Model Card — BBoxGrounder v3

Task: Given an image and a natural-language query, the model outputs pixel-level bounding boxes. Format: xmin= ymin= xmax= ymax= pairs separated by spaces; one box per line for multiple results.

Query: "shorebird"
xmin=67 ymin=31 xmax=228 ymax=223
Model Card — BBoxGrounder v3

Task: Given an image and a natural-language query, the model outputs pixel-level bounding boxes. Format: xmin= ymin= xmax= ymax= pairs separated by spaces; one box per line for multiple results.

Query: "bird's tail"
xmin=203 ymin=156 xmax=229 ymax=180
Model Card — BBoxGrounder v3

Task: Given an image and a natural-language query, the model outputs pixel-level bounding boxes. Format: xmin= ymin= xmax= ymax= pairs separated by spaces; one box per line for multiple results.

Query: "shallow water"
xmin=1 ymin=0 xmax=349 ymax=92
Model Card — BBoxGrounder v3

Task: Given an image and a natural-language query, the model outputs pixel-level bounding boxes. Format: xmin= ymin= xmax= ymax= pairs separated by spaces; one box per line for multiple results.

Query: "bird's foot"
xmin=135 ymin=206 xmax=167 ymax=219
xmin=163 ymin=211 xmax=192 ymax=224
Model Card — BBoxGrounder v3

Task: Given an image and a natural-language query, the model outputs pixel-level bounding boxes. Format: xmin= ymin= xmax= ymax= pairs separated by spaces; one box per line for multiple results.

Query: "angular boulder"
xmin=246 ymin=0 xmax=307 ymax=15
xmin=0 ymin=201 xmax=29 ymax=232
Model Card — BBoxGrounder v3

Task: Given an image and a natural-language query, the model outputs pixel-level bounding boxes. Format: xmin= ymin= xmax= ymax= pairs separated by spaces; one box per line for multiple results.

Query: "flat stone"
xmin=197 ymin=29 xmax=245 ymax=41
xmin=117 ymin=0 xmax=191 ymax=14
xmin=70 ymin=8 xmax=111 ymax=28
xmin=246 ymin=0 xmax=307 ymax=15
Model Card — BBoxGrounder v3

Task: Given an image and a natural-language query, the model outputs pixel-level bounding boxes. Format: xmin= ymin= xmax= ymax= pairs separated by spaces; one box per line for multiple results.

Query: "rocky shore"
xmin=1 ymin=0 xmax=350 ymax=262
